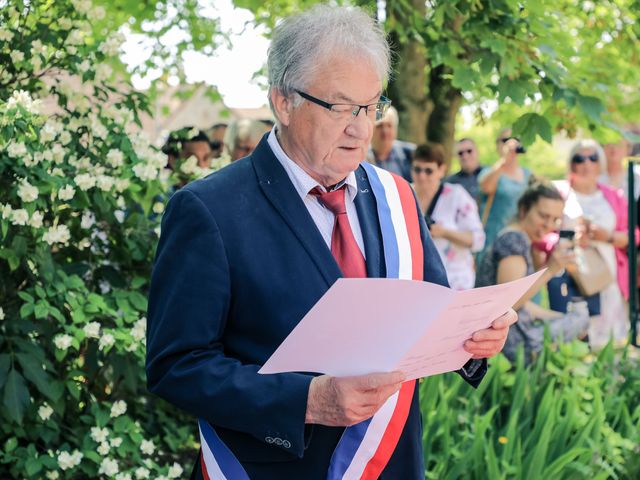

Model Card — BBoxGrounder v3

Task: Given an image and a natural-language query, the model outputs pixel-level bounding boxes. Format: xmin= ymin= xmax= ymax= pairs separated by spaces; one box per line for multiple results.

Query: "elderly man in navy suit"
xmin=146 ymin=5 xmax=516 ymax=479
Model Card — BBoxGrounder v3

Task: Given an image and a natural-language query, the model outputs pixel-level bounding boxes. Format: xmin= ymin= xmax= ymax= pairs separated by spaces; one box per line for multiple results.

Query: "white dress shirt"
xmin=267 ymin=128 xmax=366 ymax=257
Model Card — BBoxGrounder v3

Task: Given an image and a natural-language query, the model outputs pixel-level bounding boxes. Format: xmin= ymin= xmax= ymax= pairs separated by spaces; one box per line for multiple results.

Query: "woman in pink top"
xmin=411 ymin=143 xmax=485 ymax=290
xmin=555 ymin=139 xmax=634 ymax=348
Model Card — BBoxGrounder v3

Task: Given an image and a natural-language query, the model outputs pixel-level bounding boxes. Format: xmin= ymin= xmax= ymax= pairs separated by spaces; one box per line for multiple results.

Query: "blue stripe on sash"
xmin=326 ymin=418 xmax=373 ymax=480
xmin=199 ymin=420 xmax=251 ymax=480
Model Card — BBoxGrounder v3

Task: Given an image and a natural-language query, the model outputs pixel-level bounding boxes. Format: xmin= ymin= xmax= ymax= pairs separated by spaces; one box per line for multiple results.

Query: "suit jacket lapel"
xmin=251 ymin=138 xmax=342 ymax=286
xmin=354 ymin=166 xmax=385 ymax=278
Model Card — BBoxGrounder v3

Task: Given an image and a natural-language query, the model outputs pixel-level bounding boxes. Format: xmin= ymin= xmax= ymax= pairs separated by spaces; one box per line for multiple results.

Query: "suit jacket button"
xmin=274 ymin=438 xmax=283 ymax=446
xmin=265 ymin=436 xmax=274 ymax=444
xmin=282 ymin=440 xmax=291 ymax=449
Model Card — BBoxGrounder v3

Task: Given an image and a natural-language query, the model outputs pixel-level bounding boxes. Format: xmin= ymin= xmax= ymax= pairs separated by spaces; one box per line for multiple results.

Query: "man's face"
xmin=604 ymin=140 xmax=630 ymax=167
xmin=456 ymin=140 xmax=479 ymax=172
xmin=181 ymin=141 xmax=213 ymax=168
xmin=274 ymin=57 xmax=381 ymax=186
xmin=231 ymin=139 xmax=258 ymax=161
xmin=372 ymin=112 xmax=397 ymax=152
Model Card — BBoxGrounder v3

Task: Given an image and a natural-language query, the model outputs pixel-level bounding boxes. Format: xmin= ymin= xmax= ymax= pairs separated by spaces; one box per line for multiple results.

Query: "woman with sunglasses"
xmin=410 ymin=143 xmax=485 ymax=290
xmin=475 ymin=180 xmax=588 ymax=362
xmin=554 ymin=139 xmax=634 ymax=348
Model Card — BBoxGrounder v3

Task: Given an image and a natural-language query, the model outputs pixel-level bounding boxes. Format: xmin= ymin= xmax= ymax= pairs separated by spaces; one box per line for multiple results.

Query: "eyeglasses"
xmin=412 ymin=166 xmax=436 ymax=176
xmin=295 ymin=90 xmax=392 ymax=121
xmin=571 ymin=153 xmax=599 ymax=164
xmin=457 ymin=148 xmax=474 ymax=157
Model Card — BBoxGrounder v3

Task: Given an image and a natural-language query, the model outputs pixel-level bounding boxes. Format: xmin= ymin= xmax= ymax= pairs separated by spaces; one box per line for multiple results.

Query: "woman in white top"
xmin=556 ymin=139 xmax=632 ymax=348
xmin=411 ymin=143 xmax=485 ymax=290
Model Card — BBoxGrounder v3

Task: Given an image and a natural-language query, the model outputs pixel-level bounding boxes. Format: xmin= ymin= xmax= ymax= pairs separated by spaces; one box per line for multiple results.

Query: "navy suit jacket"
xmin=146 ymin=136 xmax=486 ymax=479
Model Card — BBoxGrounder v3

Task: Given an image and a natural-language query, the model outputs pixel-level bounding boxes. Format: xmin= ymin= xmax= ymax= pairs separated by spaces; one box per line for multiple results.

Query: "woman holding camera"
xmin=476 ymin=128 xmax=531 ymax=264
xmin=411 ymin=143 xmax=485 ymax=290
xmin=475 ymin=180 xmax=589 ymax=362
xmin=554 ymin=139 xmax=633 ymax=348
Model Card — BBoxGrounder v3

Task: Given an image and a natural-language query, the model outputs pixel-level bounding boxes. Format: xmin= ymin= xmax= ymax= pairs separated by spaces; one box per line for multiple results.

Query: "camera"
xmin=558 ymin=229 xmax=575 ymax=241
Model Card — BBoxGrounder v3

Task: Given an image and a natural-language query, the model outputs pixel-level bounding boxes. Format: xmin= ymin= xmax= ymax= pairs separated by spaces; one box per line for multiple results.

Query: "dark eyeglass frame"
xmin=295 ymin=89 xmax=392 ymax=121
xmin=457 ymin=148 xmax=474 ymax=157
xmin=571 ymin=153 xmax=599 ymax=164
xmin=412 ymin=165 xmax=437 ymax=176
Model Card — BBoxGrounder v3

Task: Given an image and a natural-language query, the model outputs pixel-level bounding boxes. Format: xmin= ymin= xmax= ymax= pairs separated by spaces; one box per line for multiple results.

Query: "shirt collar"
xmin=267 ymin=128 xmax=359 ymax=200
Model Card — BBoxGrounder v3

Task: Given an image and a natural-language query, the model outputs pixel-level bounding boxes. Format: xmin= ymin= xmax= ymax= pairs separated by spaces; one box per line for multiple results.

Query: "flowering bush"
xmin=0 ymin=1 xmax=201 ymax=477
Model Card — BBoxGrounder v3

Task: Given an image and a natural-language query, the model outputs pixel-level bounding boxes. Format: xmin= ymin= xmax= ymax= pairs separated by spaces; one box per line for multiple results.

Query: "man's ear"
xmin=270 ymin=88 xmax=293 ymax=127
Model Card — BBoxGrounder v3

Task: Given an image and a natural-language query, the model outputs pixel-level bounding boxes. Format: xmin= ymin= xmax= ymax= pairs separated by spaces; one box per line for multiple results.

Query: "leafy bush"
xmin=0 ymin=1 xmax=200 ymax=478
xmin=421 ymin=341 xmax=640 ymax=479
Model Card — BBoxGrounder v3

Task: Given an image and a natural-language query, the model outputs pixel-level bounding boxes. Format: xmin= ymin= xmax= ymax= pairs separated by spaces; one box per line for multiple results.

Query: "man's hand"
xmin=463 ymin=309 xmax=518 ymax=359
xmin=305 ymin=371 xmax=405 ymax=426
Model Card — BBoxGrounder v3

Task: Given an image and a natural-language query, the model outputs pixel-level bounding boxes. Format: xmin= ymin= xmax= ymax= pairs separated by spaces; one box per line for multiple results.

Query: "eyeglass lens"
xmin=572 ymin=154 xmax=599 ymax=164
xmin=458 ymin=149 xmax=473 ymax=156
xmin=412 ymin=166 xmax=435 ymax=175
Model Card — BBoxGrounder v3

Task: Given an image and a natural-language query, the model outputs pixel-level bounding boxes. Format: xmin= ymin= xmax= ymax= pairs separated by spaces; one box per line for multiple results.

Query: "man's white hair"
xmin=267 ymin=4 xmax=390 ymax=115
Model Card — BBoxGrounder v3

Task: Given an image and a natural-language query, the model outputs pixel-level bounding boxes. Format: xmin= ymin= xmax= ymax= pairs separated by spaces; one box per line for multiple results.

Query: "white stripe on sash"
xmin=199 ymin=423 xmax=229 ymax=480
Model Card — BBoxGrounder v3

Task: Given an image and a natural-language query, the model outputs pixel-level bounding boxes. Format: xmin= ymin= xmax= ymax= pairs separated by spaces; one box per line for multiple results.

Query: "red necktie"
xmin=311 ymin=186 xmax=367 ymax=278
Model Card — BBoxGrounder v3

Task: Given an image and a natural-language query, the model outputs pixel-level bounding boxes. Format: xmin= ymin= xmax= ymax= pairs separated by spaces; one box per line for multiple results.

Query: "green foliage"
xmin=0 ymin=1 xmax=206 ymax=477
xmin=421 ymin=341 xmax=640 ymax=479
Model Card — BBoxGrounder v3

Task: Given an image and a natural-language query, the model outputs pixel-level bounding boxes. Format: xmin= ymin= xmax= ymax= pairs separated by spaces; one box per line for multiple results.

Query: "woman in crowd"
xmin=225 ymin=119 xmax=266 ymax=161
xmin=411 ymin=143 xmax=485 ymax=290
xmin=555 ymin=139 xmax=633 ymax=349
xmin=476 ymin=128 xmax=531 ymax=264
xmin=475 ymin=180 xmax=589 ymax=362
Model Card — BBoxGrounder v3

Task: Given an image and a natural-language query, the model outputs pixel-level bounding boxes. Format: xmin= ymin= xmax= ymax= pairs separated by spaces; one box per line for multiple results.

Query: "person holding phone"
xmin=475 ymin=180 xmax=589 ymax=362
xmin=476 ymin=128 xmax=532 ymax=264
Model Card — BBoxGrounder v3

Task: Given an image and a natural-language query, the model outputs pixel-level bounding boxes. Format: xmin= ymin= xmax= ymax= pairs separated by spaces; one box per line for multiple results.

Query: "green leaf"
xmin=577 ymin=95 xmax=605 ymax=123
xmin=20 ymin=303 xmax=34 ymax=319
xmin=25 ymin=458 xmax=42 ymax=476
xmin=512 ymin=113 xmax=553 ymax=145
xmin=0 ymin=354 xmax=10 ymax=390
xmin=129 ymin=291 xmax=147 ymax=311
xmin=15 ymin=353 xmax=60 ymax=402
xmin=17 ymin=291 xmax=34 ymax=303
xmin=2 ymin=369 xmax=30 ymax=424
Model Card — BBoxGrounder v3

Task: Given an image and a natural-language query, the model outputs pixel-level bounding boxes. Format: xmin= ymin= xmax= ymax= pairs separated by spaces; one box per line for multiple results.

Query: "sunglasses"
xmin=571 ymin=153 xmax=599 ymax=164
xmin=457 ymin=148 xmax=473 ymax=157
xmin=412 ymin=166 xmax=436 ymax=176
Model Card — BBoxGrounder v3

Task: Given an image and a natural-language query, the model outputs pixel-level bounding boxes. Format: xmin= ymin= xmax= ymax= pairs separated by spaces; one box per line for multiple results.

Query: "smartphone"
xmin=558 ymin=229 xmax=575 ymax=241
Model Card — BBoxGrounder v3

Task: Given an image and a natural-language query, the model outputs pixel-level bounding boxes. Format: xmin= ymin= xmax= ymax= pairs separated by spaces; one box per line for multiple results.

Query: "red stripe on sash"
xmin=359 ymin=380 xmax=416 ymax=480
xmin=201 ymin=453 xmax=211 ymax=480
xmin=392 ymin=175 xmax=424 ymax=281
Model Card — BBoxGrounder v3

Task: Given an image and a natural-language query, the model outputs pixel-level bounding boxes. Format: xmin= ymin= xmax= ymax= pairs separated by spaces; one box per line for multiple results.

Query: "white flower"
xmin=29 ymin=211 xmax=44 ymax=229
xmin=180 ymin=156 xmax=199 ymax=175
xmin=54 ymin=334 xmax=73 ymax=351
xmin=57 ymin=449 xmax=82 ymax=470
xmin=58 ymin=17 xmax=72 ymax=30
xmin=95 ymin=63 xmax=113 ymax=82
xmin=0 ymin=28 xmax=14 ymax=42
xmin=98 ymin=458 xmax=119 ymax=477
xmin=90 ymin=426 xmax=109 ymax=443
xmin=131 ymin=317 xmax=146 ymax=342
xmin=99 ymin=333 xmax=115 ymax=351
xmin=1 ymin=204 xmax=12 ymax=220
xmin=106 ymin=149 xmax=124 ymax=168
xmin=99 ymin=32 xmax=124 ymax=57
xmin=110 ymin=400 xmax=127 ymax=418
xmin=74 ymin=173 xmax=96 ymax=191
xmin=167 ymin=463 xmax=183 ymax=479
xmin=50 ymin=167 xmax=64 ymax=177
xmin=114 ymin=210 xmax=125 ymax=223
xmin=96 ymin=175 xmax=115 ymax=192
xmin=80 ymin=211 xmax=95 ymax=229
xmin=58 ymin=185 xmax=76 ymax=201
xmin=78 ymin=59 xmax=91 ymax=73
xmin=66 ymin=29 xmax=84 ymax=46
xmin=11 ymin=209 xmax=29 ymax=226
xmin=51 ymin=143 xmax=65 ymax=163
xmin=0 ymin=307 xmax=4 ymax=320
xmin=7 ymin=142 xmax=27 ymax=158
xmin=59 ymin=130 xmax=72 ymax=145
xmin=152 ymin=202 xmax=165 ymax=214
xmin=32 ymin=56 xmax=43 ymax=71
xmin=6 ymin=90 xmax=41 ymax=114
xmin=42 ymin=225 xmax=71 ymax=246
xmin=10 ymin=50 xmax=24 ymax=63
xmin=18 ymin=180 xmax=39 ymax=203
xmin=97 ymin=442 xmax=110 ymax=455
xmin=93 ymin=6 xmax=106 ymax=20
xmin=99 ymin=280 xmax=111 ymax=294
xmin=39 ymin=403 xmax=54 ymax=421
xmin=140 ymin=439 xmax=155 ymax=456
xmin=83 ymin=321 xmax=100 ymax=338
xmin=115 ymin=179 xmax=130 ymax=193
xmin=109 ymin=437 xmax=123 ymax=448
xmin=71 ymin=0 xmax=92 ymax=15
xmin=45 ymin=471 xmax=59 ymax=480
xmin=115 ymin=474 xmax=132 ymax=480
xmin=40 ymin=123 xmax=57 ymax=143
xmin=133 ymin=162 xmax=159 ymax=181
xmin=135 ymin=467 xmax=150 ymax=479
xmin=30 ymin=39 xmax=46 ymax=56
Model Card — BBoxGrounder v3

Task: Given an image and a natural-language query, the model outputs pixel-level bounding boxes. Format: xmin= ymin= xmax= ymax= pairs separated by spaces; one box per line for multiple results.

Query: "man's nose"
xmin=345 ymin=109 xmax=372 ymax=139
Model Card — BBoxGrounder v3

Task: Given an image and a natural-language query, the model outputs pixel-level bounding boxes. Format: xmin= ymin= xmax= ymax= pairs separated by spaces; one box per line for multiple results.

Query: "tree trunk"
xmin=385 ymin=0 xmax=430 ymax=144
xmin=426 ymin=65 xmax=462 ymax=170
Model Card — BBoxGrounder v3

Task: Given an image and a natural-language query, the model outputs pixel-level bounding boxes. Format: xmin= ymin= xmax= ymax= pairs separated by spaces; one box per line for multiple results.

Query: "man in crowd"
xmin=367 ymin=106 xmax=414 ymax=181
xmin=225 ymin=118 xmax=266 ymax=161
xmin=146 ymin=5 xmax=516 ymax=479
xmin=446 ymin=137 xmax=482 ymax=200
xmin=206 ymin=122 xmax=228 ymax=159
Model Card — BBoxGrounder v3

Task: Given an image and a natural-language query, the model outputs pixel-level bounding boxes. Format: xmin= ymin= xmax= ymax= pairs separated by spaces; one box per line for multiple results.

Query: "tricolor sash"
xmin=198 ymin=163 xmax=423 ymax=479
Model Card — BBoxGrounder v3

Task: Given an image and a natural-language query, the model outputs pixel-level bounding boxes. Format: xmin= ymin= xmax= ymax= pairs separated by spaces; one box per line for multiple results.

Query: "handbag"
xmin=569 ymin=246 xmax=614 ymax=297
xmin=548 ymin=270 xmax=601 ymax=316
